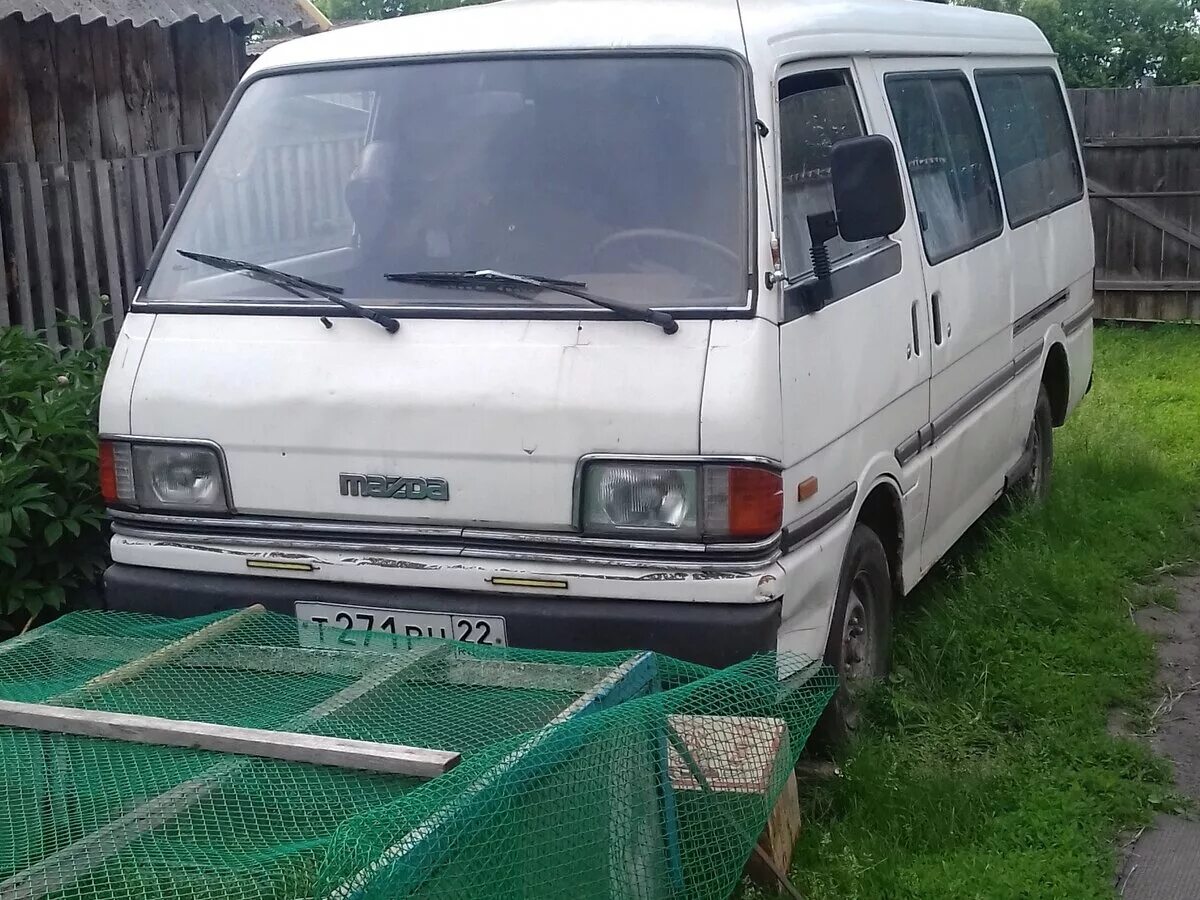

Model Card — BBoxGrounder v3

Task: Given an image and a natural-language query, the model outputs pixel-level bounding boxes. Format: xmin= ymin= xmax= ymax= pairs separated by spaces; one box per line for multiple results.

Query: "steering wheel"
xmin=593 ymin=228 xmax=742 ymax=267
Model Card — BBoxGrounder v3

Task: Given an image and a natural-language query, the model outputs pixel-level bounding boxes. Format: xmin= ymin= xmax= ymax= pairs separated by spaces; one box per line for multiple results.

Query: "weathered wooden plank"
xmin=75 ymin=605 xmax=265 ymax=693
xmin=172 ymin=22 xmax=208 ymax=148
xmin=21 ymin=18 xmax=65 ymax=163
xmin=0 ymin=19 xmax=36 ymax=162
xmin=117 ymin=22 xmax=152 ymax=155
xmin=128 ymin=157 xmax=155 ymax=269
xmin=144 ymin=23 xmax=182 ymax=151
xmin=0 ymin=701 xmax=460 ymax=777
xmin=91 ymin=160 xmax=126 ymax=334
xmin=1094 ymin=279 xmax=1200 ymax=292
xmin=199 ymin=21 xmax=230 ymax=133
xmin=1084 ymin=135 xmax=1200 ymax=148
xmin=1091 ymin=190 xmax=1200 ymax=199
xmin=0 ymin=201 xmax=8 ymax=328
xmin=110 ymin=157 xmax=140 ymax=306
xmin=2 ymin=165 xmax=36 ymax=333
xmin=24 ymin=164 xmax=57 ymax=337
xmin=157 ymin=153 xmax=180 ymax=223
xmin=144 ymin=153 xmax=165 ymax=240
xmin=69 ymin=162 xmax=104 ymax=342
xmin=49 ymin=164 xmax=82 ymax=345
xmin=89 ymin=22 xmax=132 ymax=160
xmin=54 ymin=19 xmax=103 ymax=162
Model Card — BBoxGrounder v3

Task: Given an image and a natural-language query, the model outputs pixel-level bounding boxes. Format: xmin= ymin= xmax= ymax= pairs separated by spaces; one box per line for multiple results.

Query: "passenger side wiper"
xmin=178 ymin=250 xmax=400 ymax=334
xmin=383 ymin=269 xmax=679 ymax=335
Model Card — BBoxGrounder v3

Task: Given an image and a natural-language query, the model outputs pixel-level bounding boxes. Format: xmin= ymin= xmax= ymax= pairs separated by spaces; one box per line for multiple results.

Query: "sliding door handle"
xmin=910 ymin=300 xmax=921 ymax=357
xmin=930 ymin=291 xmax=943 ymax=345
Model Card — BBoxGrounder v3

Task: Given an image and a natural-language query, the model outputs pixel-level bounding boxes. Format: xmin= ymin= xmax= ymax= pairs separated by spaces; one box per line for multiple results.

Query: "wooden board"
xmin=667 ymin=714 xmax=789 ymax=793
xmin=0 ymin=700 xmax=459 ymax=777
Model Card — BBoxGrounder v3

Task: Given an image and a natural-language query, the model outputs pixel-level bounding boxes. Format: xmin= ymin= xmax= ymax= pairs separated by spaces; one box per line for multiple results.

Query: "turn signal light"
xmin=703 ymin=466 xmax=784 ymax=540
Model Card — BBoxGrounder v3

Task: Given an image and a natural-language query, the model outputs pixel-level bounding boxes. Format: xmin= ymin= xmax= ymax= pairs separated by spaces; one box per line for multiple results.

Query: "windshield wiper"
xmin=383 ymin=269 xmax=678 ymax=335
xmin=178 ymin=250 xmax=400 ymax=334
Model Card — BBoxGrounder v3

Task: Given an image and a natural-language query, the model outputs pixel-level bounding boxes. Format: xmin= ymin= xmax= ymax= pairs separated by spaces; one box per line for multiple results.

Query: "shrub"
xmin=0 ymin=325 xmax=109 ymax=625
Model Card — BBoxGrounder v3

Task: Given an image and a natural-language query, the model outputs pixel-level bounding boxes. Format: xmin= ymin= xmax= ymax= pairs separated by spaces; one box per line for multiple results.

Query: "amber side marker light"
xmin=797 ymin=476 xmax=819 ymax=502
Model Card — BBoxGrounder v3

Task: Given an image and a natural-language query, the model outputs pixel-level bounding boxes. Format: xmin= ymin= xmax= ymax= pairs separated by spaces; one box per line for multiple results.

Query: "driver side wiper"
xmin=178 ymin=250 xmax=400 ymax=334
xmin=383 ymin=269 xmax=678 ymax=335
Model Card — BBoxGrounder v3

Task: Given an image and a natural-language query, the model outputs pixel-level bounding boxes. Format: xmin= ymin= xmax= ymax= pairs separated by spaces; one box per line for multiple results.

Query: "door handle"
xmin=930 ymin=291 xmax=943 ymax=345
xmin=910 ymin=300 xmax=921 ymax=357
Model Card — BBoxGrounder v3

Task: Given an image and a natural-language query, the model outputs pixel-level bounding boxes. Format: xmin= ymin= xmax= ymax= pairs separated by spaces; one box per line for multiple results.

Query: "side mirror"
xmin=831 ymin=134 xmax=907 ymax=242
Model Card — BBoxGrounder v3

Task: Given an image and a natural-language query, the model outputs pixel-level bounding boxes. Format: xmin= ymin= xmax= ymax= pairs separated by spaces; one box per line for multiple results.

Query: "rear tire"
xmin=810 ymin=523 xmax=893 ymax=752
xmin=1010 ymin=384 xmax=1054 ymax=503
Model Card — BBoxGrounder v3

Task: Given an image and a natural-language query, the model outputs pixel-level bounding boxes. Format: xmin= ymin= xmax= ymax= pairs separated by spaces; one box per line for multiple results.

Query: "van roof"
xmin=251 ymin=0 xmax=1053 ymax=76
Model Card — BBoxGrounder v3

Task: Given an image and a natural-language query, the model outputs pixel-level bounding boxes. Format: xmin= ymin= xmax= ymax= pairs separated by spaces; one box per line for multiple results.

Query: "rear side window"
xmin=886 ymin=73 xmax=1003 ymax=264
xmin=975 ymin=70 xmax=1084 ymax=227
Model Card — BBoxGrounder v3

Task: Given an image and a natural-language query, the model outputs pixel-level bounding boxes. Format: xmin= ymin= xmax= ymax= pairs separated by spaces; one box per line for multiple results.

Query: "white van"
xmin=98 ymin=0 xmax=1093 ymax=729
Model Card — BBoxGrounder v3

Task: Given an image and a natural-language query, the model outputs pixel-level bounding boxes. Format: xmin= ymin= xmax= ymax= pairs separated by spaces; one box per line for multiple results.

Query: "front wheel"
xmin=810 ymin=523 xmax=894 ymax=751
xmin=1009 ymin=384 xmax=1054 ymax=503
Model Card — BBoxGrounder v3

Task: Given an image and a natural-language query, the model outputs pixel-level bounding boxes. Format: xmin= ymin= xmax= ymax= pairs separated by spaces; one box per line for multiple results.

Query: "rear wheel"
xmin=1010 ymin=384 xmax=1054 ymax=503
xmin=811 ymin=523 xmax=893 ymax=751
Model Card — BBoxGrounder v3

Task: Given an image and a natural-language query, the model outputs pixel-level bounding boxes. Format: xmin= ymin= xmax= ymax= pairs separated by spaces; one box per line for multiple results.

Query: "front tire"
xmin=811 ymin=523 xmax=894 ymax=751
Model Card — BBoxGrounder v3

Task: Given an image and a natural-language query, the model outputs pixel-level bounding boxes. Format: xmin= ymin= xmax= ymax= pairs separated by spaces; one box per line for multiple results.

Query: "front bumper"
xmin=104 ymin=564 xmax=782 ymax=669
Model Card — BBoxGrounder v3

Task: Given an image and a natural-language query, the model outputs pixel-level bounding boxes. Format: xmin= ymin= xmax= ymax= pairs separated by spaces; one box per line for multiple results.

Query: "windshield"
xmin=143 ymin=55 xmax=750 ymax=311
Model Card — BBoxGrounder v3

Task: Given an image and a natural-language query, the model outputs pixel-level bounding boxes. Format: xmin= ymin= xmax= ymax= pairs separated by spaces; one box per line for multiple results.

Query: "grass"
xmin=787 ymin=325 xmax=1200 ymax=899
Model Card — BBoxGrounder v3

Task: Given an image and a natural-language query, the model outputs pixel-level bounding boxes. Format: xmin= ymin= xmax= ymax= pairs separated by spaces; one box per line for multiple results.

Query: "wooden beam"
xmin=1089 ymin=177 xmax=1200 ymax=255
xmin=68 ymin=604 xmax=265 ymax=694
xmin=0 ymin=701 xmax=459 ymax=777
xmin=1095 ymin=280 xmax=1200 ymax=292
xmin=1084 ymin=135 xmax=1200 ymax=148
xmin=0 ymin=18 xmax=36 ymax=161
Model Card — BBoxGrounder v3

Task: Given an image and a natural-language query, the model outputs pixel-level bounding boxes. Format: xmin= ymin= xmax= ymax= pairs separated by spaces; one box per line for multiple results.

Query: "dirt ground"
xmin=1118 ymin=573 xmax=1200 ymax=898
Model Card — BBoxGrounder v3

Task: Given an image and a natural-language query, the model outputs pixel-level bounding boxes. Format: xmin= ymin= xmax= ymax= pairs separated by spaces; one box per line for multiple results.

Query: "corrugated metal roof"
xmin=0 ymin=0 xmax=329 ymax=32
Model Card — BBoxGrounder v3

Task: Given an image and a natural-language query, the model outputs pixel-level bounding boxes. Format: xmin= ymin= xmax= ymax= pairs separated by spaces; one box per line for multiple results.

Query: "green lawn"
xmin=789 ymin=326 xmax=1200 ymax=899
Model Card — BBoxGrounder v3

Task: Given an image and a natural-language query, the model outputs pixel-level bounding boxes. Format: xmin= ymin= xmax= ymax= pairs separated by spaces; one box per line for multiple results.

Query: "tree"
xmin=958 ymin=0 xmax=1200 ymax=87
xmin=313 ymin=0 xmax=494 ymax=24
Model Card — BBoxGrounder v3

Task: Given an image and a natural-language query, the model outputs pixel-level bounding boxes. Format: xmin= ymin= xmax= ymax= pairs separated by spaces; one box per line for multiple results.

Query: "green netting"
xmin=0 ymin=608 xmax=837 ymax=900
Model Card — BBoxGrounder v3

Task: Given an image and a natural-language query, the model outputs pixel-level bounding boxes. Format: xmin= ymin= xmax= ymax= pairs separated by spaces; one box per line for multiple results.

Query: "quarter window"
xmin=886 ymin=73 xmax=1003 ymax=264
xmin=777 ymin=70 xmax=884 ymax=278
xmin=975 ymin=70 xmax=1084 ymax=227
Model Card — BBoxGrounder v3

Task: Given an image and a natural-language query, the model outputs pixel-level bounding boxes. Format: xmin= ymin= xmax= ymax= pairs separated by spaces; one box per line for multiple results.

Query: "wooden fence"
xmin=0 ymin=138 xmax=364 ymax=348
xmin=1070 ymin=86 xmax=1200 ymax=322
xmin=0 ymin=147 xmax=200 ymax=348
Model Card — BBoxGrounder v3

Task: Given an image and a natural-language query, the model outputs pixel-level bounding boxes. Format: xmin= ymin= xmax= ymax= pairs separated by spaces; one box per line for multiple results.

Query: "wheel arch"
xmin=855 ymin=477 xmax=904 ymax=599
xmin=1043 ymin=341 xmax=1070 ymax=427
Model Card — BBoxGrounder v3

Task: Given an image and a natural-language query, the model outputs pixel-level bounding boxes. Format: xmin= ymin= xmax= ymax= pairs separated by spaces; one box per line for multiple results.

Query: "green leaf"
xmin=11 ymin=506 xmax=29 ymax=536
xmin=0 ymin=545 xmax=15 ymax=568
xmin=43 ymin=521 xmax=62 ymax=546
xmin=63 ymin=518 xmax=81 ymax=537
xmin=42 ymin=584 xmax=65 ymax=609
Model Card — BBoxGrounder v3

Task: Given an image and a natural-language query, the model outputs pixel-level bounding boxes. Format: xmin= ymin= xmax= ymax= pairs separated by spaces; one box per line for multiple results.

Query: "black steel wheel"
xmin=1011 ymin=384 xmax=1054 ymax=503
xmin=811 ymin=523 xmax=893 ymax=751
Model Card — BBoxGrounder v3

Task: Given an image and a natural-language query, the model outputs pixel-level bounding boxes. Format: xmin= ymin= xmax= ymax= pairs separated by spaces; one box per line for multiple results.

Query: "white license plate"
xmin=295 ymin=602 xmax=507 ymax=649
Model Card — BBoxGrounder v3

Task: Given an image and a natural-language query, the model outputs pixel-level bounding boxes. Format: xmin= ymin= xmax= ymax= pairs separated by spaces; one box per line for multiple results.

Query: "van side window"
xmin=885 ymin=73 xmax=1003 ymax=264
xmin=975 ymin=70 xmax=1084 ymax=227
xmin=777 ymin=70 xmax=884 ymax=278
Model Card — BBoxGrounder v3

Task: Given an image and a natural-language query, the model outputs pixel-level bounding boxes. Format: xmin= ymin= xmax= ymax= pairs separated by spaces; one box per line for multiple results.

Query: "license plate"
xmin=295 ymin=602 xmax=507 ymax=649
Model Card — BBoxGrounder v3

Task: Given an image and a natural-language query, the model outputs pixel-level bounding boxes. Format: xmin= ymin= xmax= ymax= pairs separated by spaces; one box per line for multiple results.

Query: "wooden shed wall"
xmin=0 ymin=16 xmax=249 ymax=164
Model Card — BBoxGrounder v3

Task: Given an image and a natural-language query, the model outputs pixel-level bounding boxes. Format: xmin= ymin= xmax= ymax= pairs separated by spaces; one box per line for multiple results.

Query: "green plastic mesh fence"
xmin=0 ymin=607 xmax=837 ymax=900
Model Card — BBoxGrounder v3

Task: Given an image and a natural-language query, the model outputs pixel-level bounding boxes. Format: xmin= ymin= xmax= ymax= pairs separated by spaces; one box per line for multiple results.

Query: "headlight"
xmin=100 ymin=440 xmax=230 ymax=512
xmin=579 ymin=460 xmax=782 ymax=541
